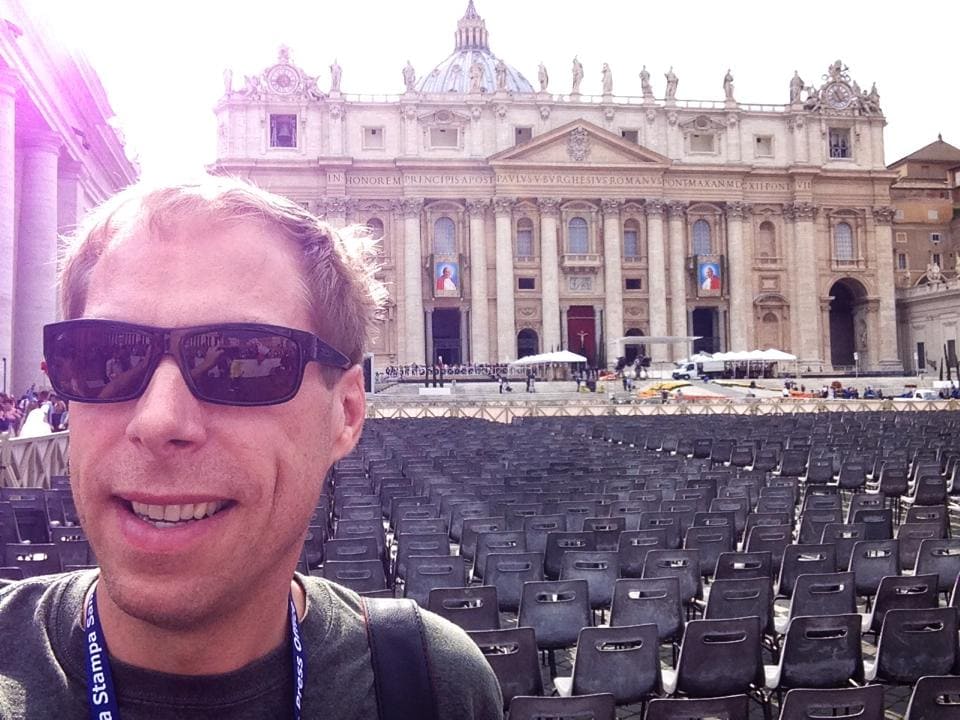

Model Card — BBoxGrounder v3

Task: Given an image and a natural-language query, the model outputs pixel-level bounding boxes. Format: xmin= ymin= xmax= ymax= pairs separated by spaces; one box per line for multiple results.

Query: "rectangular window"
xmin=515 ymin=127 xmax=533 ymax=145
xmin=516 ymin=227 xmax=534 ymax=258
xmin=754 ymin=135 xmax=774 ymax=157
xmin=828 ymin=128 xmax=851 ymax=158
xmin=917 ymin=342 xmax=926 ymax=370
xmin=362 ymin=127 xmax=384 ymax=149
xmin=931 ymin=232 xmax=942 ymax=243
xmin=623 ymin=229 xmax=640 ymax=260
xmin=897 ymin=253 xmax=907 ymax=270
xmin=518 ymin=277 xmax=536 ymax=290
xmin=933 ymin=253 xmax=942 ymax=267
xmin=625 ymin=278 xmax=642 ymax=291
xmin=621 ymin=129 xmax=639 ymax=144
xmin=269 ymin=114 xmax=297 ymax=148
xmin=895 ymin=231 xmax=907 ymax=243
xmin=429 ymin=127 xmax=459 ymax=148
xmin=690 ymin=133 xmax=715 ymax=153
xmin=928 ymin=210 xmax=940 ymax=221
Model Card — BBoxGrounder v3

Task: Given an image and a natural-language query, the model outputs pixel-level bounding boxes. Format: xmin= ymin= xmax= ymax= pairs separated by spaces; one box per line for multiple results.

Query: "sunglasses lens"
xmin=44 ymin=323 xmax=156 ymax=402
xmin=182 ymin=328 xmax=302 ymax=405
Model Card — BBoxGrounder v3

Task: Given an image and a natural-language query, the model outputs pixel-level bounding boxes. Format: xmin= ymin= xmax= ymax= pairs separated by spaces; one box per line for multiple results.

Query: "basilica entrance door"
xmin=567 ymin=306 xmax=597 ymax=366
xmin=432 ymin=308 xmax=461 ymax=365
xmin=692 ymin=308 xmax=719 ymax=354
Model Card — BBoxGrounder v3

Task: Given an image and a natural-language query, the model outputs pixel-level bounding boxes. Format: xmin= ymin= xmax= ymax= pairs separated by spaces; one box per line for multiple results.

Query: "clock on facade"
xmin=266 ymin=66 xmax=300 ymax=95
xmin=823 ymin=82 xmax=853 ymax=110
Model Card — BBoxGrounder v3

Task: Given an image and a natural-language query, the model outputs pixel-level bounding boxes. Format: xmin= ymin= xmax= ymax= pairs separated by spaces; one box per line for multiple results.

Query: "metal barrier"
xmin=0 ymin=431 xmax=70 ymax=489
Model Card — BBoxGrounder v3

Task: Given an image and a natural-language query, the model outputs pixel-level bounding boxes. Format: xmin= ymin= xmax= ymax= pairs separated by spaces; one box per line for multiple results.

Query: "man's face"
xmin=705 ymin=267 xmax=714 ymax=278
xmin=70 ymin=219 xmax=363 ymax=629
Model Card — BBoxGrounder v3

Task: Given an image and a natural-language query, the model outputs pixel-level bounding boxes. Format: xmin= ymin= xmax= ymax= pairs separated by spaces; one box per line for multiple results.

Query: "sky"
xmin=36 ymin=0 xmax=960 ymax=180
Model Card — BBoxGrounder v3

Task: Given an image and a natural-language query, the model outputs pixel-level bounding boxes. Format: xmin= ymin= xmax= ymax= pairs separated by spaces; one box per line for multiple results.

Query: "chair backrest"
xmin=911 ymin=476 xmax=947 ymax=506
xmin=3 ymin=543 xmax=61 ymax=578
xmin=915 ymin=538 xmax=960 ymax=593
xmin=778 ymin=614 xmax=863 ymax=689
xmin=850 ymin=508 xmax=894 ymax=541
xmin=617 ymin=529 xmax=667 ymax=578
xmin=820 ymin=522 xmax=867 ymax=571
xmin=713 ymin=550 xmax=773 ymax=583
xmin=897 ymin=523 xmax=941 ymax=571
xmin=876 ymin=607 xmax=958 ymax=683
xmin=644 ymin=694 xmax=748 ymax=720
xmin=905 ymin=675 xmax=960 ymax=720
xmin=482 ymin=551 xmax=544 ymax=612
xmin=638 ymin=512 xmax=682 ymax=549
xmin=704 ymin=576 xmax=774 ymax=636
xmin=583 ymin=516 xmax=626 ymax=551
xmin=459 ymin=516 xmax=506 ymax=561
xmin=569 ymin=624 xmax=659 ymax=705
xmin=474 ymin=530 xmax=526 ymax=580
xmin=870 ymin=573 xmax=940 ymax=634
xmin=849 ymin=539 xmax=900 ymax=597
xmin=321 ymin=558 xmax=387 ymax=594
xmin=778 ymin=685 xmax=885 ymax=720
xmin=674 ymin=616 xmax=764 ymax=697
xmin=468 ymin=627 xmax=542 ymax=710
xmin=394 ymin=532 xmax=450 ymax=581
xmin=642 ymin=549 xmax=702 ymax=604
xmin=846 ymin=493 xmax=884 ymax=523
xmin=523 ymin=514 xmax=568 ymax=555
xmin=609 ymin=577 xmax=683 ymax=643
xmin=427 ymin=585 xmax=500 ymax=631
xmin=744 ymin=524 xmax=791 ymax=569
xmin=798 ymin=509 xmax=843 ymax=545
xmin=778 ymin=544 xmax=837 ymax=598
xmin=507 ymin=693 xmax=616 ymax=720
xmin=518 ymin=579 xmax=591 ymax=650
xmin=789 ymin=572 xmax=856 ymax=618
xmin=904 ymin=505 xmax=949 ymax=538
xmin=683 ymin=525 xmax=733 ymax=578
xmin=543 ymin=531 xmax=596 ymax=580
xmin=402 ymin=554 xmax=467 ymax=607
xmin=559 ymin=550 xmax=619 ymax=610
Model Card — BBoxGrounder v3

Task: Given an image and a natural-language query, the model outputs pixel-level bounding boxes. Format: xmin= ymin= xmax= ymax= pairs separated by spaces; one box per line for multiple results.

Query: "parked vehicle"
xmin=671 ymin=360 xmax=725 ymax=381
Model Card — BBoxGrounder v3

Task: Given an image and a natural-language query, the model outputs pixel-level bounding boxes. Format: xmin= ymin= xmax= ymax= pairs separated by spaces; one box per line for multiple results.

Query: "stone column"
xmin=425 ymin=309 xmax=434 ymax=364
xmin=466 ymin=199 xmax=490 ymax=363
xmin=459 ymin=310 xmax=468 ymax=364
xmin=644 ymin=200 xmax=668 ymax=362
xmin=782 ymin=207 xmax=800 ymax=354
xmin=560 ymin=306 xmax=568 ymax=350
xmin=13 ymin=131 xmax=61 ymax=394
xmin=787 ymin=202 xmax=823 ymax=369
xmin=872 ymin=206 xmax=903 ymax=371
xmin=602 ymin=199 xmax=624 ymax=367
xmin=323 ymin=197 xmax=348 ymax=229
xmin=725 ymin=201 xmax=751 ymax=351
xmin=667 ymin=201 xmax=688 ymax=359
xmin=401 ymin=198 xmax=425 ymax=365
xmin=400 ymin=105 xmax=418 ymax=156
xmin=0 ymin=70 xmax=17 ymax=391
xmin=538 ymin=198 xmax=561 ymax=353
xmin=493 ymin=197 xmax=516 ymax=362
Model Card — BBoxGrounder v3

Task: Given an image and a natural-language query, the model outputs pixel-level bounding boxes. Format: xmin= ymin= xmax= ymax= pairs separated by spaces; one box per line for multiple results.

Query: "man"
xmin=0 ymin=178 xmax=502 ymax=718
xmin=701 ymin=265 xmax=720 ymax=291
xmin=436 ymin=265 xmax=457 ymax=291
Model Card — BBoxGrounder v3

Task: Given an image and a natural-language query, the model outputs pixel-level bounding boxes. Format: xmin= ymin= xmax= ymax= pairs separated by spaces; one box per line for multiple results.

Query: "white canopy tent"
xmin=509 ymin=350 xmax=588 ymax=366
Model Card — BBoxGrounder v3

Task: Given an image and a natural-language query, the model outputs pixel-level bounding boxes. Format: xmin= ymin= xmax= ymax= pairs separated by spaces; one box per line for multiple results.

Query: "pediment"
xmin=489 ymin=120 xmax=670 ymax=167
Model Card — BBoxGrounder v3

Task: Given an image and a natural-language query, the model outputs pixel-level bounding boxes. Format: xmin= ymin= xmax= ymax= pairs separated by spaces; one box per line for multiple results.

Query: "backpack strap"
xmin=361 ymin=596 xmax=440 ymax=720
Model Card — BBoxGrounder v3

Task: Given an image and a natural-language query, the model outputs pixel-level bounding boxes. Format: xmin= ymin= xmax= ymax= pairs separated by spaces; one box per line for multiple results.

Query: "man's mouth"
xmin=129 ymin=500 xmax=229 ymax=529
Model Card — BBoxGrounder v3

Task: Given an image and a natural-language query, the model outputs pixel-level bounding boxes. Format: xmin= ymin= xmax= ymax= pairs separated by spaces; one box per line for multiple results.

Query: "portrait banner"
xmin=697 ymin=256 xmax=722 ymax=298
xmin=433 ymin=257 xmax=461 ymax=298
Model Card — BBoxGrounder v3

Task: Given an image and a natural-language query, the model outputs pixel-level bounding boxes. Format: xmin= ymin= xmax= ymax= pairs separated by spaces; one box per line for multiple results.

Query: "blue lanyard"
xmin=84 ymin=587 xmax=306 ymax=720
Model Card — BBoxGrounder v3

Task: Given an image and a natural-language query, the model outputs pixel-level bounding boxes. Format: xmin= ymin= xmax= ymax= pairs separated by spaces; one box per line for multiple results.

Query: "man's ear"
xmin=330 ymin=365 xmax=366 ymax=462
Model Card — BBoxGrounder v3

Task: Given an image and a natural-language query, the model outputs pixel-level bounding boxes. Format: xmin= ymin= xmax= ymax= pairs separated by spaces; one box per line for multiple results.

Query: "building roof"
xmin=417 ymin=1 xmax=534 ymax=94
xmin=888 ymin=135 xmax=960 ymax=168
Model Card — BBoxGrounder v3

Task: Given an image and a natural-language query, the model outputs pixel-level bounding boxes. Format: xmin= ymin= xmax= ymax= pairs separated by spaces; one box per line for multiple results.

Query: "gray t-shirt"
xmin=0 ymin=571 xmax=503 ymax=719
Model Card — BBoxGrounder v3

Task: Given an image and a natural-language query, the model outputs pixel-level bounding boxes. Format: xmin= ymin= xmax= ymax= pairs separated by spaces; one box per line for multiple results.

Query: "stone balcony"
xmin=560 ymin=253 xmax=602 ymax=273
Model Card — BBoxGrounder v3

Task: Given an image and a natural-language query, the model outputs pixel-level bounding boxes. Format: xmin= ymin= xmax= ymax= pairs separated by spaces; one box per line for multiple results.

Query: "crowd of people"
xmin=0 ymin=386 xmax=69 ymax=438
xmin=379 ymin=363 xmax=514 ymax=381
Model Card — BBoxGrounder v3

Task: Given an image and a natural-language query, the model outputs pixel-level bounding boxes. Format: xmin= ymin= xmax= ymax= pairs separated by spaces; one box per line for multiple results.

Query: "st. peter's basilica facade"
xmin=211 ymin=2 xmax=901 ymax=374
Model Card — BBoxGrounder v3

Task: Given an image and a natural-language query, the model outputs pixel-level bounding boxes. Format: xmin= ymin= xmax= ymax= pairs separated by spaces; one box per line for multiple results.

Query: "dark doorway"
xmin=829 ymin=281 xmax=857 ymax=367
xmin=624 ymin=328 xmax=646 ymax=364
xmin=567 ymin=306 xmax=597 ymax=366
xmin=692 ymin=308 xmax=718 ymax=353
xmin=517 ymin=329 xmax=539 ymax=358
xmin=432 ymin=308 xmax=461 ymax=365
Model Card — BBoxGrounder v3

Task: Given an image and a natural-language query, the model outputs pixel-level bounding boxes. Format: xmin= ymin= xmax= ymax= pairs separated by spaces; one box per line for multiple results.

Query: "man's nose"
xmin=125 ymin=357 xmax=207 ymax=454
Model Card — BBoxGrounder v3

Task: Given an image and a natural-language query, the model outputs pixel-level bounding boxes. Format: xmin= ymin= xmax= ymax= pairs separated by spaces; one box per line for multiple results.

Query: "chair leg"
xmin=547 ymin=649 xmax=557 ymax=678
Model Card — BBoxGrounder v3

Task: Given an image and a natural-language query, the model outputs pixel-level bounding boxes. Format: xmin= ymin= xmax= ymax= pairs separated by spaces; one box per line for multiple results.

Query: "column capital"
xmin=666 ymin=200 xmax=687 ymax=218
xmin=872 ymin=206 xmax=896 ymax=225
xmin=537 ymin=197 xmax=561 ymax=216
xmin=783 ymin=202 xmax=817 ymax=221
xmin=644 ymin=199 xmax=666 ymax=217
xmin=324 ymin=197 xmax=349 ymax=216
xmin=465 ymin=198 xmax=490 ymax=217
xmin=398 ymin=197 xmax=424 ymax=218
xmin=601 ymin=198 xmax=622 ymax=215
xmin=492 ymin=196 xmax=516 ymax=215
xmin=18 ymin=130 xmax=62 ymax=155
xmin=725 ymin=201 xmax=752 ymax=219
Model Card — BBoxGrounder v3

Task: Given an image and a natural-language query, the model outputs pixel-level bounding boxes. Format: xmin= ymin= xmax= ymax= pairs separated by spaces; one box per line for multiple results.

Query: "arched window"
xmin=517 ymin=329 xmax=539 ymax=358
xmin=433 ymin=217 xmax=456 ymax=255
xmin=756 ymin=221 xmax=776 ymax=263
xmin=516 ymin=218 xmax=534 ymax=258
xmin=567 ymin=217 xmax=589 ymax=254
xmin=623 ymin=219 xmax=641 ymax=260
xmin=366 ymin=218 xmax=384 ymax=240
xmin=834 ymin=222 xmax=854 ymax=261
xmin=692 ymin=219 xmax=712 ymax=256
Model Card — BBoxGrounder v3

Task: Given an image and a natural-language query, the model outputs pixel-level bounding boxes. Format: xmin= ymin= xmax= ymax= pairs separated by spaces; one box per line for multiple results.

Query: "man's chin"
xmin=99 ymin=572 xmax=219 ymax=633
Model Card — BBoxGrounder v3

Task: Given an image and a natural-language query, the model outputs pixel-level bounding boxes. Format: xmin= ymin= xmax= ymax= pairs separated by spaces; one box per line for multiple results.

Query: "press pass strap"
xmin=361 ymin=597 xmax=440 ymax=720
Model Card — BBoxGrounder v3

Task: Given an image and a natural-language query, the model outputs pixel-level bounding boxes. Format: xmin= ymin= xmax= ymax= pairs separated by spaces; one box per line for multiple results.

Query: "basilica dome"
xmin=417 ymin=1 xmax=534 ymax=95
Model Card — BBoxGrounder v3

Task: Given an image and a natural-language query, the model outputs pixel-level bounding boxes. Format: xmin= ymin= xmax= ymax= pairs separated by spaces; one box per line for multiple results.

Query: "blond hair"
xmin=60 ymin=176 xmax=386 ymax=374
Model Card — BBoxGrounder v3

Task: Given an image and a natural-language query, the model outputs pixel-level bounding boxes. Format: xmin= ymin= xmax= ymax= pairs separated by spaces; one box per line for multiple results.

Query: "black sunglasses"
xmin=43 ymin=319 xmax=352 ymax=407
